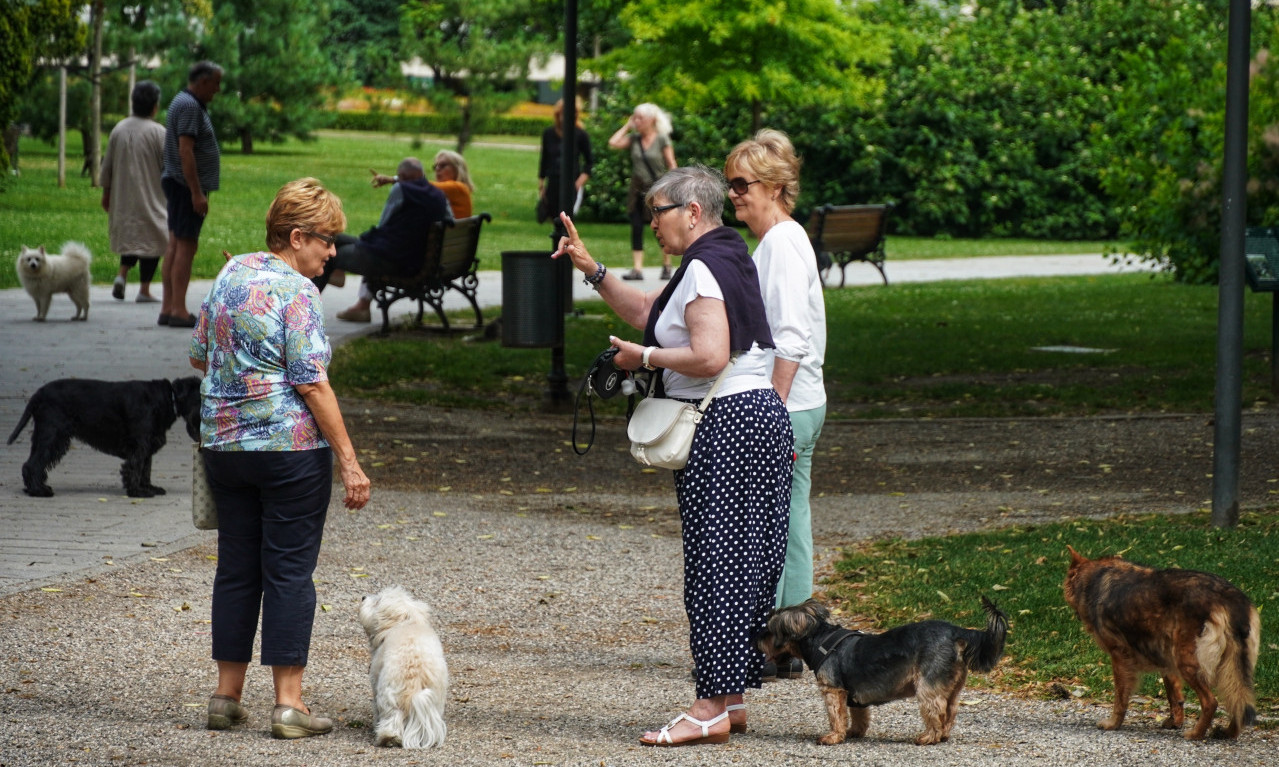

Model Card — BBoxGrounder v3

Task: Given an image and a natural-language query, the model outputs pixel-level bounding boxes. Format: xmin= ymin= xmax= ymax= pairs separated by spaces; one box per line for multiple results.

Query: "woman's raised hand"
xmin=552 ymin=212 xmax=597 ymax=273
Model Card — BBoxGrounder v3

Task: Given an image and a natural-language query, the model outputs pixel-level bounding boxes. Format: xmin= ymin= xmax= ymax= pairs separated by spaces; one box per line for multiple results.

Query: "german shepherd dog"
xmin=1063 ymin=546 xmax=1260 ymax=739
xmin=756 ymin=597 xmax=1007 ymax=746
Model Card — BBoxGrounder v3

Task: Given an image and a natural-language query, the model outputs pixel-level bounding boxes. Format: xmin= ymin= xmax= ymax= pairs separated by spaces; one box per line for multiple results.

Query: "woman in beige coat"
xmin=101 ymin=81 xmax=168 ymax=302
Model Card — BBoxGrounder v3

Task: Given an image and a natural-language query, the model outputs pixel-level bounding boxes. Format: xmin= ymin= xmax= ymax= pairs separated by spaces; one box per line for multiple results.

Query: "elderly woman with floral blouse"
xmin=190 ymin=177 xmax=370 ymax=740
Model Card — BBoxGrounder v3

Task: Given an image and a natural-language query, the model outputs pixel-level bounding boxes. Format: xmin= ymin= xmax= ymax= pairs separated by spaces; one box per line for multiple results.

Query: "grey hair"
xmin=188 ymin=61 xmax=222 ymax=84
xmin=397 ymin=157 xmax=426 ymax=181
xmin=646 ymin=165 xmax=726 ymax=222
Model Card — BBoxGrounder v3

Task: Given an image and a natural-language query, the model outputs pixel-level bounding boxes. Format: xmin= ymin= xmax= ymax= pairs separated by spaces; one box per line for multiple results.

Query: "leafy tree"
xmin=154 ymin=0 xmax=344 ymax=153
xmin=401 ymin=0 xmax=556 ymax=151
xmin=609 ymin=0 xmax=887 ymax=132
xmin=0 ymin=0 xmax=84 ymax=178
xmin=326 ymin=0 xmax=404 ymax=87
xmin=1091 ymin=0 xmax=1279 ymax=283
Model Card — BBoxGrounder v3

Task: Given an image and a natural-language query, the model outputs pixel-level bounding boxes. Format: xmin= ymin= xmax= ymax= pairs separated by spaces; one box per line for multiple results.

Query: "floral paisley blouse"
xmin=190 ymin=251 xmax=330 ymax=451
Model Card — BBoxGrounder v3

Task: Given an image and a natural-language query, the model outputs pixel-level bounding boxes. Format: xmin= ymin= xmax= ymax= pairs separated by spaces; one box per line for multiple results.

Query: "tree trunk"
xmin=457 ymin=97 xmax=471 ymax=153
xmin=751 ymin=99 xmax=762 ymax=134
xmin=88 ymin=0 xmax=104 ymax=187
xmin=240 ymin=127 xmax=254 ymax=154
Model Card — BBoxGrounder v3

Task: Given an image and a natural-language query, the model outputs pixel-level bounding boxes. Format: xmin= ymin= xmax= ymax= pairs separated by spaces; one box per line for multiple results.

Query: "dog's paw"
xmin=1097 ymin=717 xmax=1124 ymax=731
xmin=126 ymin=487 xmax=158 ymax=498
xmin=817 ymin=732 xmax=845 ymax=746
xmin=23 ymin=486 xmax=54 ymax=498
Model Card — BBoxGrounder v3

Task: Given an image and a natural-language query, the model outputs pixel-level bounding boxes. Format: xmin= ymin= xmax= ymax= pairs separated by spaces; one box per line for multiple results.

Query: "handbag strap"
xmin=695 ymin=355 xmax=737 ymax=413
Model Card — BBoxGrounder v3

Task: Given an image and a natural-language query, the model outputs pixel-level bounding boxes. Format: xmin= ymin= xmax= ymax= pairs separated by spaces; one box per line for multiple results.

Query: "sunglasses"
xmin=433 ymin=162 xmax=452 ymax=170
xmin=304 ymin=230 xmax=338 ymax=247
xmin=727 ymin=177 xmax=762 ymax=196
xmin=649 ymin=202 xmax=686 ymax=217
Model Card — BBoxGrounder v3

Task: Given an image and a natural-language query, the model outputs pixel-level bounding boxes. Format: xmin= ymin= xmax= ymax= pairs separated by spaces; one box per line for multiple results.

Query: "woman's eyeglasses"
xmin=305 ymin=231 xmax=338 ymax=247
xmin=727 ymin=177 xmax=762 ymax=195
xmin=433 ymin=162 xmax=451 ymax=171
xmin=649 ymin=202 xmax=686 ymax=217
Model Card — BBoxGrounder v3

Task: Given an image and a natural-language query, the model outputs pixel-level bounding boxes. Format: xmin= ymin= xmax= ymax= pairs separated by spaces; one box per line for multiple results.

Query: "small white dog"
xmin=16 ymin=242 xmax=92 ymax=321
xmin=359 ymin=585 xmax=449 ymax=749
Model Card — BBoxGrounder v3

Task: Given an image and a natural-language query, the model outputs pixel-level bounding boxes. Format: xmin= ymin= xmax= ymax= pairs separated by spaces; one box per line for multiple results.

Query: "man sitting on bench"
xmin=313 ymin=156 xmax=452 ymax=322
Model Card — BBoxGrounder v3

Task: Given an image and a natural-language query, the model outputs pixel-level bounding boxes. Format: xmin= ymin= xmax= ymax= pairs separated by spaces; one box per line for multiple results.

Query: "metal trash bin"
xmin=501 ymin=250 xmax=565 ymax=348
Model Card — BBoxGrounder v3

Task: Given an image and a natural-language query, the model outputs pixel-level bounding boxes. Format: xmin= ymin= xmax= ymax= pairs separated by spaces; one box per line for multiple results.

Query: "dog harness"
xmin=799 ymin=626 xmax=865 ymax=675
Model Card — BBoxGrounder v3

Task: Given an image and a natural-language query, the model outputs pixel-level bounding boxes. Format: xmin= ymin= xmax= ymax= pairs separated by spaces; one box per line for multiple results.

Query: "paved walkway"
xmin=0 ymin=253 xmax=1150 ymax=596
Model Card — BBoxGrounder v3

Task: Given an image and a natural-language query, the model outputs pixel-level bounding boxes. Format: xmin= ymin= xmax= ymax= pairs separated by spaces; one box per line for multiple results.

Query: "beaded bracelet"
xmin=583 ymin=261 xmax=607 ymax=289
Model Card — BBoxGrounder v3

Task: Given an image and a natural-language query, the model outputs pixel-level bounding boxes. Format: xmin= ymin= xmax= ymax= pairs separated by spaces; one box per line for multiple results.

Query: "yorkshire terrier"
xmin=756 ymin=597 xmax=1007 ymax=745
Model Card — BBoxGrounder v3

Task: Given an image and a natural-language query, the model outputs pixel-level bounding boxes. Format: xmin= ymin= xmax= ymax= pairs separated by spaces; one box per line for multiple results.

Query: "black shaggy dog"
xmin=7 ymin=377 xmax=202 ymax=497
xmin=756 ymin=597 xmax=1007 ymax=746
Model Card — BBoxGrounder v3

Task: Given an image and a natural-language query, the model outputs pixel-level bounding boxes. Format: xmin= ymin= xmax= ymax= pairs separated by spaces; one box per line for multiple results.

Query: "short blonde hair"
xmin=725 ymin=128 xmax=802 ymax=214
xmin=265 ymin=177 xmax=346 ymax=252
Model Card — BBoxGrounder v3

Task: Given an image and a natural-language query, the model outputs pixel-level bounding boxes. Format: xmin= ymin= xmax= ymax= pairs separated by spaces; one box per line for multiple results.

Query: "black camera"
xmin=586 ymin=347 xmax=627 ymax=399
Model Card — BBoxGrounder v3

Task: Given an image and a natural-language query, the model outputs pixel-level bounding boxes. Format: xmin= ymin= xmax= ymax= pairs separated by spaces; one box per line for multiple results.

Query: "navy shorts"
xmin=163 ymin=176 xmax=206 ymax=240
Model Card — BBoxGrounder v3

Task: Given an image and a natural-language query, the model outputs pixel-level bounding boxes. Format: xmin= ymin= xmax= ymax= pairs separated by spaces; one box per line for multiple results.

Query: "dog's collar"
xmin=802 ymin=627 xmax=864 ymax=674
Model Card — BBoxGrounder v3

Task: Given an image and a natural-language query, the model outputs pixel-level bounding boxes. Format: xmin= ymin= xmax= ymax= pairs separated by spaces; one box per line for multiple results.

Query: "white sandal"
xmin=639 ymin=710 xmax=731 ymax=747
xmin=726 ymin=702 xmax=747 ymax=734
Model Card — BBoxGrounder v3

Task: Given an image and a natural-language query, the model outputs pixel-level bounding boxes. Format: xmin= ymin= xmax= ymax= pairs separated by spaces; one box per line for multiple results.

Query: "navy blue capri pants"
xmin=204 ymin=448 xmax=332 ymax=667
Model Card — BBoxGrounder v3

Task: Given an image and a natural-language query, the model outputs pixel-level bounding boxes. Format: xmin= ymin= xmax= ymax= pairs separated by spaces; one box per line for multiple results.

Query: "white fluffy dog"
xmin=16 ymin=242 xmax=92 ymax=321
xmin=359 ymin=585 xmax=449 ymax=748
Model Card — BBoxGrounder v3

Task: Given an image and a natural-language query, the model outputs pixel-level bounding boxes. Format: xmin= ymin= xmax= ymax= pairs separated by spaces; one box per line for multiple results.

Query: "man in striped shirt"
xmin=159 ymin=61 xmax=223 ymax=328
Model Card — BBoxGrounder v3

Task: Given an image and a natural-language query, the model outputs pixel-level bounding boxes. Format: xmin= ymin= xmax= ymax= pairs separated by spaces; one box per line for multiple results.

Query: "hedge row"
xmin=327 ymin=110 xmax=545 ymax=138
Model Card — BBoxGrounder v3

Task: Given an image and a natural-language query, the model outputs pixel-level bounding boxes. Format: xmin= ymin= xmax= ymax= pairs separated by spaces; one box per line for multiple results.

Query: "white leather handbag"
xmin=627 ymin=360 xmax=734 ymax=470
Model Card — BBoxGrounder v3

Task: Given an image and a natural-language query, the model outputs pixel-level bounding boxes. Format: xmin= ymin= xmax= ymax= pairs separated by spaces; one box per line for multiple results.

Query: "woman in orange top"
xmin=429 ymin=150 xmax=473 ymax=219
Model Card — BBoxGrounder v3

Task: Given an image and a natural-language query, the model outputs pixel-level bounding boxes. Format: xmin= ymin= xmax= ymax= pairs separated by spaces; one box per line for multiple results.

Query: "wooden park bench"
xmin=367 ymin=212 xmax=491 ymax=334
xmin=806 ymin=203 xmax=891 ymax=287
xmin=1245 ymin=226 xmax=1279 ymax=393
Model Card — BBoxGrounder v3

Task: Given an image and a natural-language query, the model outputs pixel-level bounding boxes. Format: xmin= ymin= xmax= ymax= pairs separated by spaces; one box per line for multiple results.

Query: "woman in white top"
xmin=725 ymin=130 xmax=827 ymax=663
xmin=554 ymin=166 xmax=792 ymax=746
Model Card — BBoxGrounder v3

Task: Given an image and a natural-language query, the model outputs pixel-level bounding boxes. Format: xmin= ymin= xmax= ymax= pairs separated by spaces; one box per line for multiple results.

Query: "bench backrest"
xmin=807 ymin=204 xmax=889 ymax=258
xmin=437 ymin=213 xmax=491 ymax=282
xmin=389 ymin=213 xmax=489 ymax=287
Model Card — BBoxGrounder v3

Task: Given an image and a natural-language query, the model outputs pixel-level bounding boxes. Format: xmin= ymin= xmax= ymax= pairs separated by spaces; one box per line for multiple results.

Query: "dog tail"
xmin=400 ymin=687 xmax=447 ymax=749
xmin=1197 ymin=601 xmax=1260 ymax=730
xmin=59 ymin=241 xmax=92 ymax=264
xmin=962 ymin=595 xmax=1008 ymax=673
xmin=6 ymin=397 xmax=36 ymax=444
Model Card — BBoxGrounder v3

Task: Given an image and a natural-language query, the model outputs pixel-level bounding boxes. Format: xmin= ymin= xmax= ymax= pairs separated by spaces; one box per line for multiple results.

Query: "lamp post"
xmin=543 ymin=0 xmax=579 ymax=409
xmin=1211 ymin=0 xmax=1250 ymax=529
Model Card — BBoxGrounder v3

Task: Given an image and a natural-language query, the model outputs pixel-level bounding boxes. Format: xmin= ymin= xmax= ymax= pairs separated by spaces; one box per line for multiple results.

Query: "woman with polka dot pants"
xmin=554 ymin=165 xmax=792 ymax=747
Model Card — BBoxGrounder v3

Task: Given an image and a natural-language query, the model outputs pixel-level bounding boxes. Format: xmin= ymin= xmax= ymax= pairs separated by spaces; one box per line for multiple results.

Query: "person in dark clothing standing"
xmin=537 ymin=97 xmax=593 ymax=222
xmin=312 ymin=157 xmax=452 ymax=322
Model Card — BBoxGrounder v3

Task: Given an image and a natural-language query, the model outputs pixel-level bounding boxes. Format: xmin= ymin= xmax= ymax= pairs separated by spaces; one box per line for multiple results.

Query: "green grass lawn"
xmin=0 ymin=130 xmax=1124 ymax=290
xmin=330 ymin=273 xmax=1277 ymax=418
xmin=829 ymin=510 xmax=1279 ymax=713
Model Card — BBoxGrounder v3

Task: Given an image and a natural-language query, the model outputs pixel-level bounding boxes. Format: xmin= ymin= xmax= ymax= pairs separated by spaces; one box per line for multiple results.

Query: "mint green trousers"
xmin=775 ymin=404 xmax=826 ymax=608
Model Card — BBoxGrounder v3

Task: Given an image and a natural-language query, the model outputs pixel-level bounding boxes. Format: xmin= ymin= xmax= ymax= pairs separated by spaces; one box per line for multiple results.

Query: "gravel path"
xmin=1 ymin=482 xmax=1274 ymax=766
